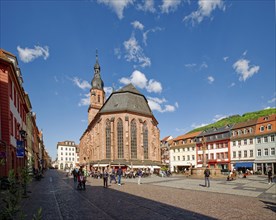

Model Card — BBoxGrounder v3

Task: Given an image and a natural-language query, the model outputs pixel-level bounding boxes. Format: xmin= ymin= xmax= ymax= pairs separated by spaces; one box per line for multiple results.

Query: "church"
xmin=78 ymin=54 xmax=161 ymax=171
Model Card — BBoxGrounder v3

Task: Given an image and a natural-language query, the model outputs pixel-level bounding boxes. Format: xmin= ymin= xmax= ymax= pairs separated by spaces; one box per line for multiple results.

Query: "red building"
xmin=0 ymin=49 xmax=30 ymax=177
xmin=196 ymin=125 xmax=233 ymax=170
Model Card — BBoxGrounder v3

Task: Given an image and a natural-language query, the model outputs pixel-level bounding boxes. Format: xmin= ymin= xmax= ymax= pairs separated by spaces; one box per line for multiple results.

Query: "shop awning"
xmin=234 ymin=162 xmax=253 ymax=168
xmin=127 ymin=165 xmax=147 ymax=169
xmin=92 ymin=164 xmax=109 ymax=168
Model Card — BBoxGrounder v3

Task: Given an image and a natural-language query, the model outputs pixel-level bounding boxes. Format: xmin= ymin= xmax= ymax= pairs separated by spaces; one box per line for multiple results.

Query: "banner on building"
xmin=16 ymin=140 xmax=24 ymax=158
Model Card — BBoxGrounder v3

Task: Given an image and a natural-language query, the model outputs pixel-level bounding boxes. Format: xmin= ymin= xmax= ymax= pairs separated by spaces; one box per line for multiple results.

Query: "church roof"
xmin=99 ymin=83 xmax=154 ymax=117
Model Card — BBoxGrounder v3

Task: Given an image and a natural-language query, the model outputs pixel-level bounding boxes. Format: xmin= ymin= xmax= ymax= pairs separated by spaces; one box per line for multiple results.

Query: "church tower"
xmin=88 ymin=51 xmax=105 ymax=124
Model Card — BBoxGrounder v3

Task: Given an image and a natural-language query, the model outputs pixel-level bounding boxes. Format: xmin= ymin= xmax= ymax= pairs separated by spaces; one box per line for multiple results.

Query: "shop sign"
xmin=16 ymin=140 xmax=24 ymax=158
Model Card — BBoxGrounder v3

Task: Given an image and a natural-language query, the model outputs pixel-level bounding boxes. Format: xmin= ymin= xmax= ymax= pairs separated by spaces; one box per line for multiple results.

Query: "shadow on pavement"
xmin=19 ymin=170 xmax=217 ymax=220
xmin=261 ymin=200 xmax=276 ymax=213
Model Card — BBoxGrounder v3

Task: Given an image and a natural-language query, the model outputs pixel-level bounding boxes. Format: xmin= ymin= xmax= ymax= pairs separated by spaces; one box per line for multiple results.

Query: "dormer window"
xmin=264 ymin=116 xmax=269 ymax=121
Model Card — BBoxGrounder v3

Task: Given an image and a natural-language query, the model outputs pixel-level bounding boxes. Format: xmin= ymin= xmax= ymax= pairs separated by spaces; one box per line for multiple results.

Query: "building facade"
xmin=230 ymin=119 xmax=257 ymax=171
xmin=169 ymin=131 xmax=200 ymax=172
xmin=0 ymin=49 xmax=49 ymax=177
xmin=56 ymin=140 xmax=78 ymax=170
xmin=254 ymin=114 xmax=276 ymax=174
xmin=196 ymin=125 xmax=233 ymax=170
xmin=79 ymin=54 xmax=161 ymax=170
xmin=160 ymin=136 xmax=173 ymax=167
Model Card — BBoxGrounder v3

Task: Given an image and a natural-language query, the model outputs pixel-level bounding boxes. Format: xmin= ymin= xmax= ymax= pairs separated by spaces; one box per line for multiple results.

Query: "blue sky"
xmin=1 ymin=0 xmax=275 ymax=160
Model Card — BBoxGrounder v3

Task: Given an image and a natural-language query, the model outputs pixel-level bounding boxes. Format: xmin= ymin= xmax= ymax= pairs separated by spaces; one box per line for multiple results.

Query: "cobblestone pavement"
xmin=18 ymin=170 xmax=276 ymax=220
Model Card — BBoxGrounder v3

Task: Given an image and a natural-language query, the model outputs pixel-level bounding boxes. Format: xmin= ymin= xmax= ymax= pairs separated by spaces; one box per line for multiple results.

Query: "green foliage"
xmin=32 ymin=207 xmax=42 ymax=220
xmin=0 ymin=169 xmax=22 ymax=219
xmin=0 ymin=158 xmax=5 ymax=166
xmin=190 ymin=108 xmax=276 ymax=133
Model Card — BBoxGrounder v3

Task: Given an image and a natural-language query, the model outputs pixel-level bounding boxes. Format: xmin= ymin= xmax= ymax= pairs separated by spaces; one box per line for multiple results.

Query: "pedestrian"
xmin=137 ymin=168 xmax=142 ymax=185
xmin=72 ymin=168 xmax=78 ymax=189
xmin=204 ymin=166 xmax=210 ymax=187
xmin=268 ymin=168 xmax=273 ymax=184
xmin=117 ymin=166 xmax=123 ymax=186
xmin=77 ymin=170 xmax=86 ymax=190
xmin=110 ymin=167 xmax=117 ymax=184
xmin=103 ymin=167 xmax=109 ymax=188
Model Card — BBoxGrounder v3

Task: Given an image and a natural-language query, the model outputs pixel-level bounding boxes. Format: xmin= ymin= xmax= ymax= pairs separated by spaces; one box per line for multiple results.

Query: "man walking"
xmin=103 ymin=167 xmax=109 ymax=188
xmin=204 ymin=166 xmax=211 ymax=187
xmin=117 ymin=166 xmax=123 ymax=186
xmin=137 ymin=169 xmax=142 ymax=185
xmin=268 ymin=168 xmax=273 ymax=184
xmin=110 ymin=167 xmax=117 ymax=184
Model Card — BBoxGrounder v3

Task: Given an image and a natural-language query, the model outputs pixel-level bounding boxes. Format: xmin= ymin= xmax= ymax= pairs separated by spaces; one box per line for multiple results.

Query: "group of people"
xmin=103 ymin=166 xmax=143 ymax=188
xmin=72 ymin=167 xmax=86 ymax=190
xmin=71 ymin=166 xmax=144 ymax=189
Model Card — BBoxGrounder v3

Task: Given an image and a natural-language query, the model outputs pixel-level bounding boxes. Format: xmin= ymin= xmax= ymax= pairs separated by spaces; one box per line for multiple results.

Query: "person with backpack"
xmin=204 ymin=166 xmax=211 ymax=187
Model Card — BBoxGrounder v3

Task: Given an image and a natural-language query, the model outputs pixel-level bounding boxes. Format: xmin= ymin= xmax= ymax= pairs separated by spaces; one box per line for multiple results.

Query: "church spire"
xmin=91 ymin=49 xmax=104 ymax=89
xmin=94 ymin=49 xmax=100 ymax=72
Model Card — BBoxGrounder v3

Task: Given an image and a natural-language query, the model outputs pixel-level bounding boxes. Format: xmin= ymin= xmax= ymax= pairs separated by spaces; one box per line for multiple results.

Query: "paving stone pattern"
xmin=18 ymin=170 xmax=276 ymax=220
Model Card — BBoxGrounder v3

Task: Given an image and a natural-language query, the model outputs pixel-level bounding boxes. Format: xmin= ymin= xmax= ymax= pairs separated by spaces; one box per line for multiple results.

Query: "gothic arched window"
xmin=117 ymin=118 xmax=124 ymax=158
xmin=106 ymin=120 xmax=111 ymax=158
xmin=131 ymin=120 xmax=137 ymax=159
xmin=143 ymin=122 xmax=149 ymax=159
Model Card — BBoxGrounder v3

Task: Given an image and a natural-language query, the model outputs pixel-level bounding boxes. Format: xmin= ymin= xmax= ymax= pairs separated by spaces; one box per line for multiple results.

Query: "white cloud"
xmin=147 ymin=79 xmax=162 ymax=93
xmin=147 ymin=97 xmax=176 ymax=113
xmin=191 ymin=122 xmax=209 ymax=129
xmin=243 ymin=50 xmax=247 ymax=56
xmin=97 ymin=0 xmax=134 ymax=19
xmin=136 ymin=0 xmax=156 ymax=13
xmin=17 ymin=45 xmax=49 ymax=63
xmin=233 ymin=58 xmax=260 ymax=81
xmin=268 ymin=97 xmax=276 ymax=104
xmin=183 ymin=0 xmax=225 ymax=25
xmin=131 ymin=20 xmax=144 ymax=30
xmin=78 ymin=93 xmax=90 ymax=106
xmin=72 ymin=77 xmax=91 ymax=90
xmin=104 ymin=86 xmax=113 ymax=98
xmin=175 ymin=128 xmax=187 ymax=133
xmin=54 ymin=76 xmax=59 ymax=82
xmin=123 ymin=34 xmax=151 ymax=67
xmin=223 ymin=56 xmax=229 ymax=62
xmin=207 ymin=76 xmax=214 ymax=84
xmin=114 ymin=47 xmax=122 ymax=59
xmin=163 ymin=105 xmax=175 ymax=112
xmin=175 ymin=102 xmax=179 ymax=108
xmin=185 ymin=63 xmax=197 ymax=68
xmin=119 ymin=70 xmax=162 ymax=93
xmin=160 ymin=0 xmax=182 ymax=13
xmin=229 ymin=82 xmax=235 ymax=88
xmin=212 ymin=114 xmax=228 ymax=122
xmin=147 ymin=97 xmax=167 ymax=104
xmin=200 ymin=61 xmax=208 ymax=69
xmin=120 ymin=70 xmax=148 ymax=89
xmin=142 ymin=27 xmax=163 ymax=46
